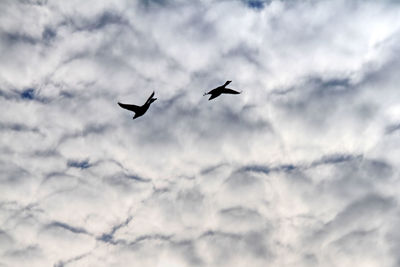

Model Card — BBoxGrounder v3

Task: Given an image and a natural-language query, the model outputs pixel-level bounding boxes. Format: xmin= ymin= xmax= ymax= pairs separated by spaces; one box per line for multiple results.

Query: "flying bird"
xmin=118 ymin=91 xmax=157 ymax=120
xmin=203 ymin=81 xmax=242 ymax=100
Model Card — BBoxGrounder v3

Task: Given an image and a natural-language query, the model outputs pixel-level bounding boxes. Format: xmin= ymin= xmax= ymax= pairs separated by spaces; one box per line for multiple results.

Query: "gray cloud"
xmin=1 ymin=0 xmax=400 ymax=266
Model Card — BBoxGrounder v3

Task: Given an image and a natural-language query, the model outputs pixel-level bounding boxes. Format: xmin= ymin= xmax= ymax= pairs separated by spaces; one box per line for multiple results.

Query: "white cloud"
xmin=1 ymin=0 xmax=400 ymax=266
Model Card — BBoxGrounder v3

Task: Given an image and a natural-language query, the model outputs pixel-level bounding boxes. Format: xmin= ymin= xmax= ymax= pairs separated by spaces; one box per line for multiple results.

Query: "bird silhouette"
xmin=118 ymin=91 xmax=157 ymax=120
xmin=203 ymin=81 xmax=242 ymax=100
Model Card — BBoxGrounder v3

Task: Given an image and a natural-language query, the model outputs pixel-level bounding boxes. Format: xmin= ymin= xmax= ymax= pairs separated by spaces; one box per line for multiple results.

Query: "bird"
xmin=203 ymin=81 xmax=242 ymax=100
xmin=118 ymin=91 xmax=157 ymax=120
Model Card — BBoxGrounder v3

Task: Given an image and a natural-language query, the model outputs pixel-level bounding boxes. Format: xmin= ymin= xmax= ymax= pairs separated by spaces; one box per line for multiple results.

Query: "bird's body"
xmin=204 ymin=81 xmax=241 ymax=100
xmin=118 ymin=91 xmax=157 ymax=120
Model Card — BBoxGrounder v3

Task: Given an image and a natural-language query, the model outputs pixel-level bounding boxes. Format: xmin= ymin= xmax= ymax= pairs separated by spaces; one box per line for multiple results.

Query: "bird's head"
xmin=150 ymin=98 xmax=157 ymax=104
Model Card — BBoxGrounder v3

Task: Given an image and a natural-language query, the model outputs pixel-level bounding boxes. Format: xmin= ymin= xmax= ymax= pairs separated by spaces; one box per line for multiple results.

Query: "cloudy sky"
xmin=1 ymin=0 xmax=400 ymax=266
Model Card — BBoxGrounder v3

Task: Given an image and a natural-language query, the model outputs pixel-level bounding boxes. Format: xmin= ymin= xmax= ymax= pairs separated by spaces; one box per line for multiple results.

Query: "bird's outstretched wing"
xmin=146 ymin=91 xmax=155 ymax=104
xmin=208 ymin=94 xmax=219 ymax=100
xmin=222 ymin=88 xmax=241 ymax=94
xmin=223 ymin=80 xmax=232 ymax=87
xmin=118 ymin=102 xmax=140 ymax=112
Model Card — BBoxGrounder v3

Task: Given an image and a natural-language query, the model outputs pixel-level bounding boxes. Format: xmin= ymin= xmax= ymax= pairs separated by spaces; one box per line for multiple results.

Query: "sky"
xmin=1 ymin=0 xmax=400 ymax=266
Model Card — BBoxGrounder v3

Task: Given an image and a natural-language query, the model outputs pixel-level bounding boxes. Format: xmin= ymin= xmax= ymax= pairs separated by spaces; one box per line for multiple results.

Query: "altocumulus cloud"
xmin=1 ymin=0 xmax=400 ymax=266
